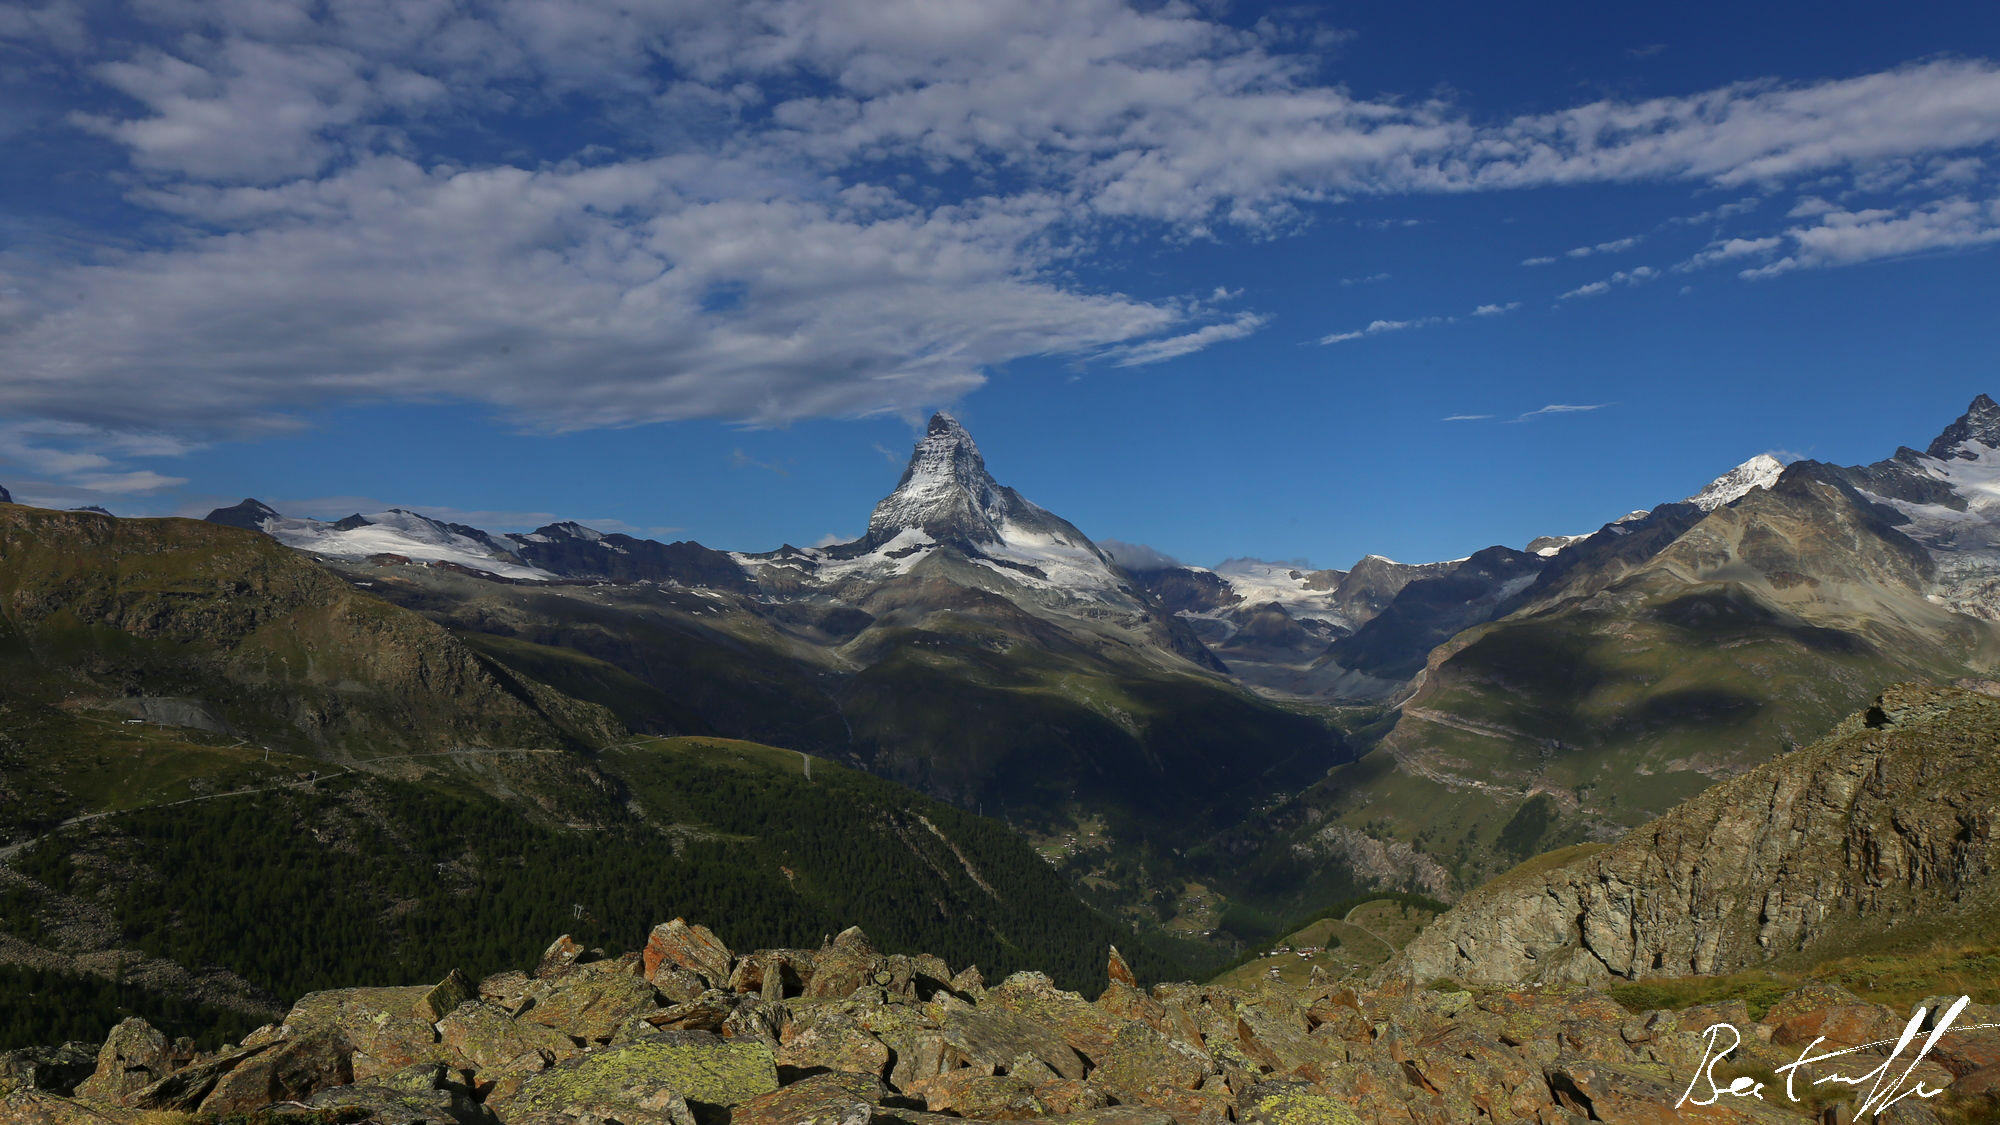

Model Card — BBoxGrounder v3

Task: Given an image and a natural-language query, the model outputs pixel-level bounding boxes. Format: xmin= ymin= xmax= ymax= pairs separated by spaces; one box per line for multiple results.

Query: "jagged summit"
xmin=1687 ymin=453 xmax=1785 ymax=511
xmin=815 ymin=412 xmax=1121 ymax=593
xmin=1926 ymin=392 xmax=2000 ymax=460
xmin=0 ymin=482 xmax=11 ymax=504
xmin=862 ymin=412 xmax=1011 ymax=549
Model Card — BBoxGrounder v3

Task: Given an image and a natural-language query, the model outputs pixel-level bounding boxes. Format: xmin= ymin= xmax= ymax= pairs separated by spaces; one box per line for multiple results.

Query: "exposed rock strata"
xmin=1392 ymin=683 xmax=2000 ymax=987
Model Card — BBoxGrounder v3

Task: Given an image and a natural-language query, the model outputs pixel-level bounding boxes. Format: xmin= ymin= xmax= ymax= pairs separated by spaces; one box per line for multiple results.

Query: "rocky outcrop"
xmin=1290 ymin=825 xmax=1453 ymax=899
xmin=15 ymin=919 xmax=1998 ymax=1124
xmin=1390 ymin=683 xmax=2000 ymax=987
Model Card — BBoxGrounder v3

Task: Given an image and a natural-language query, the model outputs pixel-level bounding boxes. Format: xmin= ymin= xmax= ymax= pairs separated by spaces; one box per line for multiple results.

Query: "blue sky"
xmin=2 ymin=0 xmax=1997 ymax=568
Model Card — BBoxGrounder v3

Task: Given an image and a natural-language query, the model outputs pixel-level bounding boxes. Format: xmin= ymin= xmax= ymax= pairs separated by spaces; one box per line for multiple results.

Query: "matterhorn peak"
xmin=862 ymin=412 xmax=1012 ymax=548
xmin=1688 ymin=453 xmax=1785 ymax=511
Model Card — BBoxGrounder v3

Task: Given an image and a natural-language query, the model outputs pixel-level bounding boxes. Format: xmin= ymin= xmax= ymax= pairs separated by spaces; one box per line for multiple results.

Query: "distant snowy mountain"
xmin=1688 ymin=453 xmax=1785 ymax=511
xmin=737 ymin=413 xmax=1129 ymax=598
xmin=1822 ymin=393 xmax=2000 ymax=619
xmin=206 ymin=501 xmax=555 ymax=580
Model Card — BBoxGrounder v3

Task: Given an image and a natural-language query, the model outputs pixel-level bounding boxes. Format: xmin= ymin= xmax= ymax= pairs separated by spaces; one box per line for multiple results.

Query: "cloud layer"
xmin=2 ymin=0 xmax=1999 ymax=476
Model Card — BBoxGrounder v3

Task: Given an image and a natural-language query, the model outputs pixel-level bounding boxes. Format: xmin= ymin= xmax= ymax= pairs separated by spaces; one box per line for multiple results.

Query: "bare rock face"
xmin=1391 ymin=683 xmax=2000 ymax=988
xmin=72 ymin=1018 xmax=168 ymax=1105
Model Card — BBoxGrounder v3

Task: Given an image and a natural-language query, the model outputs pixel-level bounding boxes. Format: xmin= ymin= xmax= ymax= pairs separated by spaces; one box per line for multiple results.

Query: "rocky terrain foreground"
xmin=5 ymin=917 xmax=1998 ymax=1124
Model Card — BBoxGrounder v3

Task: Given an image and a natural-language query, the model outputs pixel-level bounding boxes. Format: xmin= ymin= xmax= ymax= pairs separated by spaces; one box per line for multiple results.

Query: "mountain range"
xmin=6 ymin=394 xmax=2000 ymax=1052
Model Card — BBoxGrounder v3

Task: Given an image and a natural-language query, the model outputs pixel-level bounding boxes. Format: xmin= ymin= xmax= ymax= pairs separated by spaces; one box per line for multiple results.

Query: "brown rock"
xmin=732 ymin=1070 xmax=884 ymax=1125
xmin=807 ymin=926 xmax=886 ymax=1000
xmin=777 ymin=1010 xmax=893 ymax=1079
xmin=415 ymin=968 xmax=476 ymax=1024
xmin=436 ymin=1000 xmax=578 ymax=1072
xmin=0 ymin=1089 xmax=140 ymax=1124
xmin=279 ymin=986 xmax=445 ymax=1081
xmin=936 ymin=994 xmax=1087 ymax=1080
xmin=196 ymin=1030 xmax=356 ymax=1114
xmin=535 ymin=934 xmax=586 ymax=979
xmin=73 ymin=1018 xmax=169 ymax=1106
xmin=519 ymin=970 xmax=662 ymax=1043
xmin=730 ymin=949 xmax=816 ymax=1001
xmin=121 ymin=1043 xmax=269 ymax=1112
xmin=915 ymin=1068 xmax=1046 ymax=1119
xmin=1034 ymin=1077 xmax=1111 ymax=1113
xmin=1107 ymin=945 xmax=1137 ymax=989
xmin=643 ymin=917 xmax=735 ymax=988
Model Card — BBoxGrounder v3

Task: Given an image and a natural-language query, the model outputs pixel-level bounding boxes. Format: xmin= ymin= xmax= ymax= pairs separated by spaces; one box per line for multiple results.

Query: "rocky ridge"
xmin=9 ymin=915 xmax=1997 ymax=1124
xmin=1391 ymin=682 xmax=2000 ymax=990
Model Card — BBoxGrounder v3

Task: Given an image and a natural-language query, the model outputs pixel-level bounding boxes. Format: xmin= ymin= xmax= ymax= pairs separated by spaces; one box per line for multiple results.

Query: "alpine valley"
xmin=7 ymin=398 xmax=2000 ymax=1093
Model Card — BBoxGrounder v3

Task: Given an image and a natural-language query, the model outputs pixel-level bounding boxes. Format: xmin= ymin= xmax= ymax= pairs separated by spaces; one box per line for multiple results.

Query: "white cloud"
xmin=1317 ymin=316 xmax=1443 ymax=345
xmin=1744 ymin=195 xmax=2000 ymax=277
xmin=1563 ymin=235 xmax=1643 ymax=258
xmin=1520 ymin=256 xmax=1557 ymax=266
xmin=1471 ymin=301 xmax=1519 ymax=316
xmin=1109 ymin=311 xmax=1267 ymax=367
xmin=1557 ymin=266 xmax=1658 ymax=300
xmin=1677 ymin=235 xmax=1783 ymax=271
xmin=1442 ymin=413 xmax=1492 ymax=421
xmin=1512 ymin=403 xmax=1608 ymax=421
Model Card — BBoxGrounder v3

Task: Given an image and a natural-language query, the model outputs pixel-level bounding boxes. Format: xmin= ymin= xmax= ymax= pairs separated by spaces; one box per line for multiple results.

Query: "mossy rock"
xmin=500 ymin=1029 xmax=776 ymax=1119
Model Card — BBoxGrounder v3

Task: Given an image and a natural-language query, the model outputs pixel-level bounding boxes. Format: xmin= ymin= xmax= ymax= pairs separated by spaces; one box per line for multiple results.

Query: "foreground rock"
xmin=11 ymin=919 xmax=1997 ymax=1124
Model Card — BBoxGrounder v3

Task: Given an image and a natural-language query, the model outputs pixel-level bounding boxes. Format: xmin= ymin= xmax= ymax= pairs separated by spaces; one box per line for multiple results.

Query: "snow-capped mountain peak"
xmin=863 ymin=413 xmax=1013 ymax=548
xmin=1688 ymin=454 xmax=1785 ymax=511
xmin=1926 ymin=392 xmax=2000 ymax=461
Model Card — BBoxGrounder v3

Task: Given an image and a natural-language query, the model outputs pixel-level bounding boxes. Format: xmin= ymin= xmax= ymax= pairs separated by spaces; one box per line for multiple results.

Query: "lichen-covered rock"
xmin=497 ymin=1029 xmax=778 ymax=1121
xmin=416 ymin=969 xmax=476 ymax=1024
xmin=195 ymin=1028 xmax=356 ymax=1114
xmin=729 ymin=949 xmax=815 ymax=1001
xmin=777 ymin=1007 xmax=893 ymax=1078
xmin=935 ymin=993 xmax=1086 ymax=1080
xmin=805 ymin=926 xmax=886 ymax=1000
xmin=0 ymin=1088 xmax=142 ymax=1124
xmin=304 ymin=1061 xmax=489 ymax=1124
xmin=913 ymin=1068 xmax=1045 ymax=1119
xmin=72 ymin=1018 xmax=169 ymax=1106
xmin=0 ymin=1043 xmax=98 ymax=1099
xmin=730 ymin=1070 xmax=882 ymax=1125
xmin=643 ymin=918 xmax=735 ymax=989
xmin=517 ymin=970 xmax=661 ymax=1043
xmin=534 ymin=934 xmax=586 ymax=980
xmin=121 ymin=1042 xmax=269 ymax=1112
xmin=280 ymin=985 xmax=447 ymax=1080
xmin=1237 ymin=1080 xmax=1364 ymax=1125
xmin=436 ymin=1000 xmax=579 ymax=1072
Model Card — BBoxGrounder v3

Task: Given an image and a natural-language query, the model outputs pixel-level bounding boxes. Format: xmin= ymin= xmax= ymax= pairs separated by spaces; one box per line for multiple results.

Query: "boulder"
xmin=280 ymin=986 xmax=447 ymax=1080
xmin=730 ymin=949 xmax=815 ymax=1001
xmin=534 ymin=934 xmax=587 ymax=979
xmin=73 ymin=1018 xmax=169 ymax=1106
xmin=643 ymin=918 xmax=734 ymax=989
xmin=121 ymin=1042 xmax=269 ymax=1112
xmin=304 ymin=1062 xmax=489 ymax=1125
xmin=196 ymin=1028 xmax=356 ymax=1114
xmin=436 ymin=1000 xmax=579 ymax=1072
xmin=416 ymin=968 xmax=476 ymax=1024
xmin=805 ymin=926 xmax=884 ymax=1000
xmin=730 ymin=1070 xmax=884 ymax=1125
xmin=777 ymin=1008 xmax=893 ymax=1079
xmin=0 ymin=1043 xmax=98 ymax=1098
xmin=497 ymin=1029 xmax=778 ymax=1121
xmin=0 ymin=1088 xmax=141 ymax=1124
xmin=518 ymin=970 xmax=662 ymax=1043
